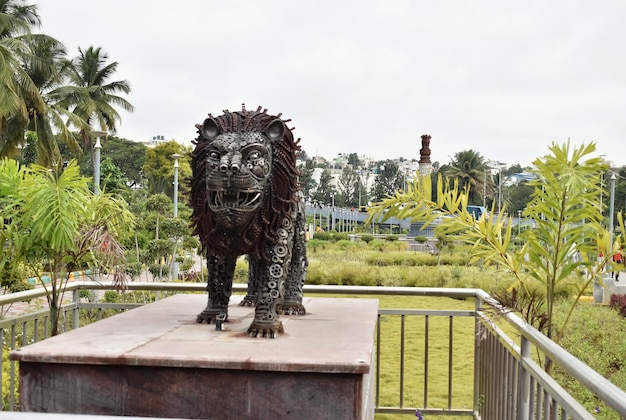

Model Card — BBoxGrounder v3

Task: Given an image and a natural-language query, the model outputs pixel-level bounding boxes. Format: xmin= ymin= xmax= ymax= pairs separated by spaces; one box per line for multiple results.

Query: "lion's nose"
xmin=219 ymin=151 xmax=242 ymax=172
xmin=230 ymin=151 xmax=242 ymax=171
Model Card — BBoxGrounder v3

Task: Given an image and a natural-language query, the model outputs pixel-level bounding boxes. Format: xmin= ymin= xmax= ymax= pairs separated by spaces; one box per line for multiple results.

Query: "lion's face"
xmin=204 ymin=131 xmax=272 ymax=229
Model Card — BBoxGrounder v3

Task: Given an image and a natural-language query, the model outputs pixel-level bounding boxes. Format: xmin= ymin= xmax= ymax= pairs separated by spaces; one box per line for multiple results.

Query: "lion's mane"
xmin=189 ymin=105 xmax=302 ymax=259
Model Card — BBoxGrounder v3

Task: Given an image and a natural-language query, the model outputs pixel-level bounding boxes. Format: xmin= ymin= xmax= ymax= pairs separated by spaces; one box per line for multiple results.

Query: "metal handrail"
xmin=2 ymin=282 xmax=626 ymax=418
xmin=473 ymin=289 xmax=626 ymax=418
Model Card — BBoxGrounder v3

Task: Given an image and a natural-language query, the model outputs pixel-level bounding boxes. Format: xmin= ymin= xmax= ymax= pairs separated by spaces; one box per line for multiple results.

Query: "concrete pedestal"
xmin=12 ymin=295 xmax=378 ymax=419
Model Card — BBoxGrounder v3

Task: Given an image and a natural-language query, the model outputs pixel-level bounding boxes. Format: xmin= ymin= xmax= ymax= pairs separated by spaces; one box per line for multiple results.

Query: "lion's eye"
xmin=209 ymin=151 xmax=220 ymax=160
xmin=248 ymin=151 xmax=260 ymax=160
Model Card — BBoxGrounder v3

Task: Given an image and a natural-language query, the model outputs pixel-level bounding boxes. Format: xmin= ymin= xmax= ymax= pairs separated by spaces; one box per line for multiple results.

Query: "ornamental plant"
xmin=368 ymin=141 xmax=622 ymax=352
xmin=0 ymin=159 xmax=135 ymax=335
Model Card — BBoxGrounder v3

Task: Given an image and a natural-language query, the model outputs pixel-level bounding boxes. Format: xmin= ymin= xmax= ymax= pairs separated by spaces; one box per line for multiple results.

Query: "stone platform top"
xmin=12 ymin=295 xmax=378 ymax=375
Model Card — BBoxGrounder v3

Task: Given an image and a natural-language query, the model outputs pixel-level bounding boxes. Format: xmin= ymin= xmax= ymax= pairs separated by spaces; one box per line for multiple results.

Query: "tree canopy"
xmin=142 ymin=140 xmax=192 ymax=195
xmin=0 ymin=2 xmax=133 ymax=166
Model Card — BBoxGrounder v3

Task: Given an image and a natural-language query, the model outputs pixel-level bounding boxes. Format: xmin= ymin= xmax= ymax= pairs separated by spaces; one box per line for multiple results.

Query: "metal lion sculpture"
xmin=189 ymin=105 xmax=308 ymax=338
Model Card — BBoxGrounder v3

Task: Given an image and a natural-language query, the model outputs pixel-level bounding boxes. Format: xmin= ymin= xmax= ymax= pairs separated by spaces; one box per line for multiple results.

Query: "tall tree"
xmin=337 ymin=165 xmax=359 ymax=207
xmin=58 ymin=46 xmax=134 ymax=156
xmin=371 ymin=159 xmax=403 ymax=202
xmin=443 ymin=149 xmax=492 ymax=206
xmin=99 ymin=157 xmax=128 ymax=193
xmin=298 ymin=157 xmax=316 ymax=201
xmin=0 ymin=0 xmax=45 ymax=157
xmin=24 ymin=34 xmax=87 ymax=166
xmin=71 ymin=136 xmax=147 ymax=187
xmin=312 ymin=169 xmax=335 ymax=206
xmin=505 ymin=181 xmax=534 ymax=215
xmin=142 ymin=140 xmax=191 ymax=195
xmin=0 ymin=1 xmax=96 ymax=166
xmin=347 ymin=152 xmax=360 ymax=167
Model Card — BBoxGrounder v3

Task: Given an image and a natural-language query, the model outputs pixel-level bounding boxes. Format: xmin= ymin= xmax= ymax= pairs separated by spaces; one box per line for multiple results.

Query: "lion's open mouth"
xmin=208 ymin=189 xmax=262 ymax=211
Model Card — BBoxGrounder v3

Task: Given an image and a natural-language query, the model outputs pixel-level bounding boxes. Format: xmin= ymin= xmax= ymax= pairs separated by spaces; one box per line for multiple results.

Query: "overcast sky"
xmin=36 ymin=1 xmax=626 ymax=168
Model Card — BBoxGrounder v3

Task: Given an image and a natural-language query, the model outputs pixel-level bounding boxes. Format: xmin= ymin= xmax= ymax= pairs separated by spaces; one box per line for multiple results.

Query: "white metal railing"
xmin=1 ymin=282 xmax=625 ymax=419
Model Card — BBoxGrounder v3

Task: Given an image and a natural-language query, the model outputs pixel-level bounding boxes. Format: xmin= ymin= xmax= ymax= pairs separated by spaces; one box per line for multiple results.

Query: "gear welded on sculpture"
xmin=188 ymin=104 xmax=308 ymax=338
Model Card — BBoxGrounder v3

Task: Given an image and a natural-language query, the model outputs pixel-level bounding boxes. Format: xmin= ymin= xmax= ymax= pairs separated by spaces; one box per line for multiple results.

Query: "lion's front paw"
xmin=239 ymin=295 xmax=256 ymax=307
xmin=196 ymin=310 xmax=227 ymax=325
xmin=278 ymin=303 xmax=306 ymax=316
xmin=247 ymin=320 xmax=284 ymax=339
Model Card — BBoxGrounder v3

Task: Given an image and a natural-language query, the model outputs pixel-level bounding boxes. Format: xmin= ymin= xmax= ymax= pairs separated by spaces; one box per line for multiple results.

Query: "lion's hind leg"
xmin=280 ymin=206 xmax=307 ymax=316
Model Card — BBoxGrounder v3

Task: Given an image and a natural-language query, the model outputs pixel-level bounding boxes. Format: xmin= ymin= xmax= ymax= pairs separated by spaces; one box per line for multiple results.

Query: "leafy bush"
xmin=368 ymin=239 xmax=388 ymax=252
xmin=311 ymin=231 xmax=349 ymax=242
xmin=1 ymin=345 xmax=17 ymax=409
xmin=306 ymin=239 xmax=331 ymax=253
xmin=234 ymin=258 xmax=249 ymax=282
xmin=365 ymin=252 xmax=467 ymax=267
xmin=104 ymin=291 xmax=119 ymax=303
xmin=361 ymin=234 xmax=374 ymax=243
xmin=334 ymin=239 xmax=358 ymax=251
xmin=148 ymin=263 xmax=169 ymax=280
xmin=414 ymin=235 xmax=428 ymax=244
xmin=385 ymin=235 xmax=398 ymax=242
xmin=124 ymin=262 xmax=143 ymax=281
xmin=553 ymin=301 xmax=626 ymax=417
xmin=312 ymin=231 xmax=332 ymax=241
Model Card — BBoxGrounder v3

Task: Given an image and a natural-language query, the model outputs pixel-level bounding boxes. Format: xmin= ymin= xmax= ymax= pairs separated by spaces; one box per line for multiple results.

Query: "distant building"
xmin=143 ymin=135 xmax=168 ymax=147
xmin=507 ymin=172 xmax=537 ymax=185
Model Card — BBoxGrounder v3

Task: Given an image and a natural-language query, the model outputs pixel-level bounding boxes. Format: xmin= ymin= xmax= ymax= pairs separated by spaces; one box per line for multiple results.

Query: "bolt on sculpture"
xmin=189 ymin=105 xmax=308 ymax=338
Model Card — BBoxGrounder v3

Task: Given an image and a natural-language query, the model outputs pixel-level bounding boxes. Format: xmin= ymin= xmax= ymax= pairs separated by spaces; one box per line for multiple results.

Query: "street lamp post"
xmin=517 ymin=210 xmax=522 ymax=235
xmin=483 ymin=169 xmax=487 ymax=208
xmin=609 ymin=172 xmax=616 ymax=272
xmin=90 ymin=131 xmax=107 ymax=195
xmin=171 ymin=154 xmax=182 ymax=217
xmin=171 ymin=153 xmax=183 ymax=280
xmin=498 ymin=165 xmax=503 ymax=215
xmin=89 ymin=130 xmax=106 ymax=283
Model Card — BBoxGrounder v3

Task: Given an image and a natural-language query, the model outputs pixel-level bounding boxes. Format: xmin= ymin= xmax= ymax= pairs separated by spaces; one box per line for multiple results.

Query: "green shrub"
xmin=148 ymin=263 xmax=168 ymax=280
xmin=79 ymin=290 xmax=93 ymax=300
xmin=307 ymin=239 xmax=330 ymax=253
xmin=361 ymin=234 xmax=374 ymax=243
xmin=103 ymin=291 xmax=119 ymax=303
xmin=313 ymin=231 xmax=332 ymax=241
xmin=234 ymin=257 xmax=249 ymax=282
xmin=385 ymin=235 xmax=398 ymax=242
xmin=553 ymin=301 xmax=626 ymax=418
xmin=335 ymin=239 xmax=358 ymax=251
xmin=124 ymin=262 xmax=143 ymax=281
xmin=2 ymin=346 xmax=16 ymax=409
xmin=451 ymin=265 xmax=462 ymax=280
xmin=414 ymin=235 xmax=428 ymax=244
xmin=332 ymin=232 xmax=350 ymax=241
xmin=368 ymin=239 xmax=387 ymax=251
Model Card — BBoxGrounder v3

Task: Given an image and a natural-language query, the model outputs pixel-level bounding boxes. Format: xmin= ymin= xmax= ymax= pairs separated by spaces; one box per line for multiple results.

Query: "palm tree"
xmin=0 ymin=1 xmax=87 ymax=166
xmin=443 ymin=149 xmax=492 ymax=205
xmin=24 ymin=34 xmax=87 ymax=166
xmin=59 ymin=46 xmax=134 ymax=152
xmin=0 ymin=0 xmax=45 ymax=157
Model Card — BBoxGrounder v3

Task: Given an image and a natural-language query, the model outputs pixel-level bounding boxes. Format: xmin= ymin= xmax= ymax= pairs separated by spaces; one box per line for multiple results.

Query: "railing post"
xmin=473 ymin=296 xmax=482 ymax=414
xmin=73 ymin=288 xmax=80 ymax=330
xmin=516 ymin=336 xmax=531 ymax=420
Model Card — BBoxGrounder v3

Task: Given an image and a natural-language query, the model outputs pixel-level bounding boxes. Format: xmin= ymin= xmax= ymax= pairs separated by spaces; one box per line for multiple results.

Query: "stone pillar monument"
xmin=418 ymin=134 xmax=432 ymax=201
